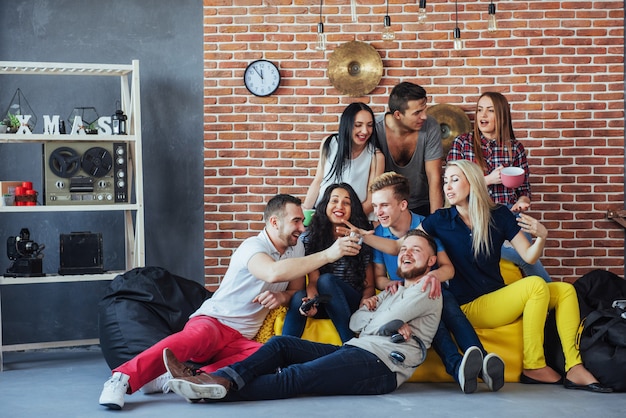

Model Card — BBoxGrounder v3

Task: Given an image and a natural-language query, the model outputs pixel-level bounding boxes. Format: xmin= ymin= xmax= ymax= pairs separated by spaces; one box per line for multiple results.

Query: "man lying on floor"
xmin=164 ymin=230 xmax=443 ymax=402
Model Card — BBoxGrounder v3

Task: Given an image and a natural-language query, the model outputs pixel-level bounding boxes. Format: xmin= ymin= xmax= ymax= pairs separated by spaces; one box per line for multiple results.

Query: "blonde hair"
xmin=446 ymin=160 xmax=497 ymax=258
xmin=369 ymin=171 xmax=410 ymax=202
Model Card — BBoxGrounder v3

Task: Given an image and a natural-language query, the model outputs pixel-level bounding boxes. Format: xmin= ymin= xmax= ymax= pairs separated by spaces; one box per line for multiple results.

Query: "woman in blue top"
xmin=420 ymin=160 xmax=611 ymax=393
xmin=283 ymin=183 xmax=375 ymax=342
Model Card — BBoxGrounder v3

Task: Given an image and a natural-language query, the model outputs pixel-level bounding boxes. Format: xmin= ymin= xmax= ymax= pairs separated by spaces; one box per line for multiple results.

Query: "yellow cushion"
xmin=274 ymin=310 xmax=342 ymax=346
xmin=408 ymin=317 xmax=523 ymax=382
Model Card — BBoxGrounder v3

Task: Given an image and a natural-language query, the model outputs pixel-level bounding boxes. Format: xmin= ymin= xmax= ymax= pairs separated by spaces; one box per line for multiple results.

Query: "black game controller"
xmin=299 ymin=294 xmax=331 ymax=313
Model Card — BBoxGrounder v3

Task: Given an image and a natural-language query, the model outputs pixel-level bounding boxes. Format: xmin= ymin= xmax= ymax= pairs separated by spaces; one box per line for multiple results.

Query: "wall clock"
xmin=243 ymin=59 xmax=280 ymax=97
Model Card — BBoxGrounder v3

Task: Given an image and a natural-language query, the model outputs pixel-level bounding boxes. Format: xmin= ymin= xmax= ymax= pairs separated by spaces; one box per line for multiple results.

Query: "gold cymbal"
xmin=426 ymin=104 xmax=471 ymax=156
xmin=328 ymin=41 xmax=383 ymax=97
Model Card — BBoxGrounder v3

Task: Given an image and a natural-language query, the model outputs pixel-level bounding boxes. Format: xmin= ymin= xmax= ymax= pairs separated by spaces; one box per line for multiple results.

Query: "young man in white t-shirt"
xmin=99 ymin=194 xmax=363 ymax=410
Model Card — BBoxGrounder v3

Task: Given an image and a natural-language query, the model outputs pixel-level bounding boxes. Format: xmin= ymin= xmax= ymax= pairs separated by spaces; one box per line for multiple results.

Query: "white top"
xmin=315 ymin=136 xmax=375 ymax=208
xmin=191 ymin=228 xmax=305 ymax=339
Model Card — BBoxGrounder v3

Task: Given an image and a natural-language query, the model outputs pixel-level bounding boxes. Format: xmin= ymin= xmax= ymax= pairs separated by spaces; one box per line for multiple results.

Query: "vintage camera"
xmin=6 ymin=228 xmax=45 ymax=277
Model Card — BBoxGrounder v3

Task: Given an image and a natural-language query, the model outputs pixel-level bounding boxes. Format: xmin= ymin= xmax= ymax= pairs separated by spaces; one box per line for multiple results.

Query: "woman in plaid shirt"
xmin=446 ymin=92 xmax=551 ymax=282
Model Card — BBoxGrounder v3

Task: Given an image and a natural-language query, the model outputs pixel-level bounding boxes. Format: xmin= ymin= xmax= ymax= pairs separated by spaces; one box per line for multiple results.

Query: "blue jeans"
xmin=431 ymin=288 xmax=485 ymax=382
xmin=282 ymin=273 xmax=362 ymax=342
xmin=214 ymin=336 xmax=397 ymax=400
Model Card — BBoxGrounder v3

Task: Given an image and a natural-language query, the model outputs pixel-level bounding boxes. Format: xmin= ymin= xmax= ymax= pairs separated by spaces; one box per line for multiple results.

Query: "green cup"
xmin=303 ymin=209 xmax=315 ymax=227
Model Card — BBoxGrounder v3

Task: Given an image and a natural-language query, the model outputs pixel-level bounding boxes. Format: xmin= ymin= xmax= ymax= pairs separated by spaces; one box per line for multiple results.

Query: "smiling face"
xmin=395 ymin=98 xmax=428 ymax=132
xmin=476 ymin=95 xmax=497 ymax=139
xmin=275 ymin=202 xmax=306 ymax=248
xmin=372 ymin=187 xmax=406 ymax=228
xmin=443 ymin=165 xmax=471 ymax=207
xmin=396 ymin=234 xmax=435 ymax=280
xmin=352 ymin=110 xmax=374 ymax=149
xmin=325 ymin=187 xmax=352 ymax=225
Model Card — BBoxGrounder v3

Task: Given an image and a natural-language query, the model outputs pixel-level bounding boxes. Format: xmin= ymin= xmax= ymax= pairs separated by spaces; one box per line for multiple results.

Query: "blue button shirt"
xmin=372 ymin=212 xmax=444 ymax=282
xmin=420 ymin=205 xmax=520 ymax=305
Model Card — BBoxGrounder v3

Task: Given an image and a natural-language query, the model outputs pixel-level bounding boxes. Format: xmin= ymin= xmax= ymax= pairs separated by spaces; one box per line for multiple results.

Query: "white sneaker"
xmin=99 ymin=372 xmax=130 ymax=410
xmin=458 ymin=346 xmax=483 ymax=394
xmin=140 ymin=371 xmax=173 ymax=394
xmin=482 ymin=352 xmax=505 ymax=392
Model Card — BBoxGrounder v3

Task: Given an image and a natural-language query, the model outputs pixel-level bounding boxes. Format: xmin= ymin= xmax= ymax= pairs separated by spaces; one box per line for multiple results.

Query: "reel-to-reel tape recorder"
xmin=43 ymin=141 xmax=129 ymax=205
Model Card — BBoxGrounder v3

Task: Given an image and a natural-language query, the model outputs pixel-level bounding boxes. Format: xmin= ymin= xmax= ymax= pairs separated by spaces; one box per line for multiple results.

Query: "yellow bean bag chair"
xmin=264 ymin=260 xmax=525 ymax=383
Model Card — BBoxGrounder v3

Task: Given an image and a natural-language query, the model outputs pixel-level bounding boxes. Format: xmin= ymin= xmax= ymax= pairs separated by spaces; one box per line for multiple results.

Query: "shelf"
xmin=0 ymin=204 xmax=141 ymax=213
xmin=0 ymin=134 xmax=137 ymax=143
xmin=0 ymin=271 xmax=121 ymax=285
xmin=0 ymin=61 xmax=134 ymax=76
xmin=0 ymin=60 xmax=144 ymax=370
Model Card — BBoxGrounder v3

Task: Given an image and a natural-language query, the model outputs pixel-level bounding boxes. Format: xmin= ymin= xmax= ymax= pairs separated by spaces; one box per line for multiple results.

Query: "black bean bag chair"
xmin=98 ymin=266 xmax=212 ymax=369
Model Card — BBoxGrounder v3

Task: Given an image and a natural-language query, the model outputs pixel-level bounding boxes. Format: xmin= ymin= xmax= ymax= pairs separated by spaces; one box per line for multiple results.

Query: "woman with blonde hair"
xmin=418 ymin=160 xmax=611 ymax=392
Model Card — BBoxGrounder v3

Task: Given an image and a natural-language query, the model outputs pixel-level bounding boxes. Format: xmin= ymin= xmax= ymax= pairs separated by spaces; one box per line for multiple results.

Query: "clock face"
xmin=244 ymin=60 xmax=280 ymax=97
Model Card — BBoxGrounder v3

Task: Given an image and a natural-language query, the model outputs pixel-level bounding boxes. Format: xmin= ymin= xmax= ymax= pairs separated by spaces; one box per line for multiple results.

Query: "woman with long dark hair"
xmin=283 ymin=183 xmax=374 ymax=342
xmin=303 ymin=102 xmax=384 ymax=218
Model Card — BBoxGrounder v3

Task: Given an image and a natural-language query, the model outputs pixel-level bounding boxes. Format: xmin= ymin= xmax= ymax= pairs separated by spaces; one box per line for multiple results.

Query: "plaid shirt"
xmin=447 ymin=132 xmax=531 ymax=205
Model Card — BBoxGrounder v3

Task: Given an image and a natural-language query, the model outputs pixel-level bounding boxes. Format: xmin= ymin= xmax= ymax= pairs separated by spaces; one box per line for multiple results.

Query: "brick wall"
xmin=203 ymin=0 xmax=624 ymax=288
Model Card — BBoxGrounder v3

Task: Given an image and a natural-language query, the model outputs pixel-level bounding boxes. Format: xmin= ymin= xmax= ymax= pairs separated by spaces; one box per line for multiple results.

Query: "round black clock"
xmin=243 ymin=59 xmax=280 ymax=97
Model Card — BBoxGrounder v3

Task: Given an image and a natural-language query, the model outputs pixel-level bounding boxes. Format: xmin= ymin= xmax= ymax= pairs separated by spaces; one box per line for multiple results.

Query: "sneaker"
xmin=140 ymin=371 xmax=173 ymax=394
xmin=482 ymin=353 xmax=505 ymax=392
xmin=99 ymin=372 xmax=130 ymax=410
xmin=458 ymin=346 xmax=483 ymax=394
xmin=168 ymin=376 xmax=229 ymax=402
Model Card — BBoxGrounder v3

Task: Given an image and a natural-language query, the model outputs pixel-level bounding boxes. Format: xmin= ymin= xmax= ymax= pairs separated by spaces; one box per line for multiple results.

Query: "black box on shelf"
xmin=59 ymin=232 xmax=104 ymax=275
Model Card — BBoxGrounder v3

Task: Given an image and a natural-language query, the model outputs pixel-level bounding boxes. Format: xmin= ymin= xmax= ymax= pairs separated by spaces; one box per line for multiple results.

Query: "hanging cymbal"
xmin=328 ymin=41 xmax=383 ymax=97
xmin=426 ymin=104 xmax=471 ymax=156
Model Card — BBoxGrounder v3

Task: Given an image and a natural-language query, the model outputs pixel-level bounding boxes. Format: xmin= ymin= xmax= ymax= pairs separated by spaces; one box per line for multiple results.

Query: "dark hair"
xmin=473 ymin=91 xmax=515 ymax=170
xmin=404 ymin=229 xmax=437 ymax=256
xmin=264 ymin=194 xmax=301 ymax=223
xmin=369 ymin=171 xmax=410 ymax=202
xmin=322 ymin=102 xmax=378 ymax=182
xmin=306 ymin=183 xmax=372 ymax=289
xmin=388 ymin=82 xmax=427 ymax=114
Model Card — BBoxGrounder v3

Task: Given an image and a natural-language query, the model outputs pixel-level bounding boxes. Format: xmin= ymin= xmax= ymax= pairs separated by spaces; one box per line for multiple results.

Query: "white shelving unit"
xmin=0 ymin=60 xmax=145 ymax=370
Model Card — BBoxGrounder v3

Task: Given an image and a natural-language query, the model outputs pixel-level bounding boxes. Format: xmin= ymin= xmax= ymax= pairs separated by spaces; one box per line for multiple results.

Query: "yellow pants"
xmin=460 ymin=276 xmax=582 ymax=371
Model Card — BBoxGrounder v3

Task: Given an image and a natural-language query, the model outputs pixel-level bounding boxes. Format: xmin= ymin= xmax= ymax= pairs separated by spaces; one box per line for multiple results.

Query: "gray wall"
xmin=0 ymin=0 xmax=204 ymax=344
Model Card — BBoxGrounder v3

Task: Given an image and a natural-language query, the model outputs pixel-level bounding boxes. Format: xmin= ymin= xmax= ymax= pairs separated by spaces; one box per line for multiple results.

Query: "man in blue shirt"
xmin=369 ymin=172 xmax=505 ymax=394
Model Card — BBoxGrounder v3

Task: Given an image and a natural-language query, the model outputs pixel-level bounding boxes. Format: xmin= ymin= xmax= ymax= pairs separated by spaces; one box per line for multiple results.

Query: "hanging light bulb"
xmin=315 ymin=0 xmax=326 ymax=51
xmin=315 ymin=22 xmax=326 ymax=51
xmin=382 ymin=15 xmax=395 ymax=41
xmin=488 ymin=1 xmax=497 ymax=32
xmin=453 ymin=27 xmax=463 ymax=50
xmin=453 ymin=0 xmax=462 ymax=50
xmin=418 ymin=0 xmax=427 ymax=24
xmin=351 ymin=0 xmax=357 ymax=22
xmin=382 ymin=0 xmax=395 ymax=41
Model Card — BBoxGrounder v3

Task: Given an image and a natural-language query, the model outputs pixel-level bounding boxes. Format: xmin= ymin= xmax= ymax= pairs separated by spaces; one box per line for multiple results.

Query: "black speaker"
xmin=59 ymin=232 xmax=104 ymax=275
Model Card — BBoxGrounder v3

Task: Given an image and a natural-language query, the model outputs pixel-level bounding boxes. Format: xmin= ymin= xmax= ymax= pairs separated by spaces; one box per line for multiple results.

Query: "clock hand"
xmin=254 ymin=67 xmax=264 ymax=80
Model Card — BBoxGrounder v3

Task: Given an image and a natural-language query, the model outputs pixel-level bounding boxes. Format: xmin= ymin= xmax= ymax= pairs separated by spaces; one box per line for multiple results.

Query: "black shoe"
xmin=458 ymin=346 xmax=483 ymax=394
xmin=563 ymin=379 xmax=613 ymax=393
xmin=519 ymin=373 xmax=563 ymax=385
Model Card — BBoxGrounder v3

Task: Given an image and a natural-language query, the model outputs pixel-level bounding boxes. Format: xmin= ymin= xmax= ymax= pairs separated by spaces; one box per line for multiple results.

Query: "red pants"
xmin=114 ymin=315 xmax=262 ymax=393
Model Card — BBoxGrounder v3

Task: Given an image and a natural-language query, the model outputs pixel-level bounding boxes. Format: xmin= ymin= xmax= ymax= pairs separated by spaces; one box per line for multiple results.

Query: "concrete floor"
xmin=1 ymin=346 xmax=625 ymax=418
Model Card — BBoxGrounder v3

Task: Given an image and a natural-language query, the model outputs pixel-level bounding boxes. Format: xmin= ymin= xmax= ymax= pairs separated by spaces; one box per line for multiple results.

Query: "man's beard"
xmin=396 ymin=264 xmax=428 ymax=280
